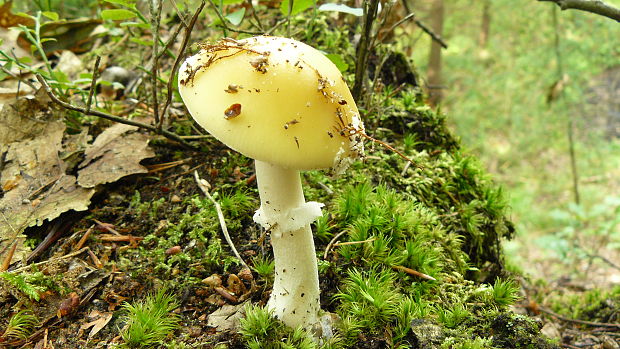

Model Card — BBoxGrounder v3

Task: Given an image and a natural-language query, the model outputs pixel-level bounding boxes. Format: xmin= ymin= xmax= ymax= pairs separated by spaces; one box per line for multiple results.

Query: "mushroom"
xmin=178 ymin=36 xmax=365 ymax=329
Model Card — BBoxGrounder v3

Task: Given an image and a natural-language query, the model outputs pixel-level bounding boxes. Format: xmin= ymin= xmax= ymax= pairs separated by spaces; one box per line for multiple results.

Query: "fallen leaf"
xmin=0 ymin=97 xmax=95 ymax=266
xmin=206 ymin=302 xmax=247 ymax=331
xmin=0 ymin=1 xmax=35 ymax=28
xmin=79 ymin=311 xmax=113 ymax=341
xmin=77 ymin=123 xmax=155 ymax=188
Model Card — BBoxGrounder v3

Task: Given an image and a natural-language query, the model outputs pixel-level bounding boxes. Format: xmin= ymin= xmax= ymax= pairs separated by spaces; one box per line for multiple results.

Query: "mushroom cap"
xmin=178 ymin=36 xmax=364 ymax=171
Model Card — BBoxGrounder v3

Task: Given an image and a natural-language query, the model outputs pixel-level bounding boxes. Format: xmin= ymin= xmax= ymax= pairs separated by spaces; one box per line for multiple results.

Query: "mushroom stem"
xmin=253 ymin=160 xmax=321 ymax=329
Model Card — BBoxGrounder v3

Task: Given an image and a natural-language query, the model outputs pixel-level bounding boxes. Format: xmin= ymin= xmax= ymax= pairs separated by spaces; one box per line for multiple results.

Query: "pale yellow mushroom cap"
xmin=178 ymin=36 xmax=365 ymax=171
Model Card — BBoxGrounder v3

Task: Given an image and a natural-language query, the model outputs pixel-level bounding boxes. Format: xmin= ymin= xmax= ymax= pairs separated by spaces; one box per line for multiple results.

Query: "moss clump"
xmin=488 ymin=312 xmax=557 ymax=349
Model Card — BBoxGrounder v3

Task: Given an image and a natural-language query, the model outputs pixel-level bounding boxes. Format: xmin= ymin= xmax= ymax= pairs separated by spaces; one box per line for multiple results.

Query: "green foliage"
xmin=437 ymin=304 xmax=470 ymax=329
xmin=240 ymin=305 xmax=317 ymax=349
xmin=120 ymin=288 xmax=180 ymax=347
xmin=0 ymin=271 xmax=54 ymax=301
xmin=252 ymin=255 xmax=275 ymax=280
xmin=1 ymin=311 xmax=38 ymax=340
xmin=334 ymin=268 xmax=402 ymax=328
xmin=549 ymin=285 xmax=620 ymax=322
xmin=491 ymin=278 xmax=521 ymax=307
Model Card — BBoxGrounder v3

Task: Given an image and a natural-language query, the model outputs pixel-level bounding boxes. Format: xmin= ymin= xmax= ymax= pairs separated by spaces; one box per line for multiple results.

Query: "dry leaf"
xmin=0 ymin=98 xmax=95 ymax=266
xmin=0 ymin=1 xmax=35 ymax=28
xmin=79 ymin=312 xmax=113 ymax=340
xmin=77 ymin=123 xmax=155 ymax=188
xmin=206 ymin=302 xmax=247 ymax=331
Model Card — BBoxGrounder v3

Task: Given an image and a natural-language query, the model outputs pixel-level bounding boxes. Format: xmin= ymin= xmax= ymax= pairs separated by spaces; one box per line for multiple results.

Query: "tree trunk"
xmin=427 ymin=0 xmax=444 ymax=107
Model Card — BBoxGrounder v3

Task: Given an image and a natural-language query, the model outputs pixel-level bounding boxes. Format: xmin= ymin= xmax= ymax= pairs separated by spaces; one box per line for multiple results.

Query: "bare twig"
xmin=1 ymin=241 xmax=17 ymax=272
xmin=352 ymin=0 xmax=380 ymax=100
xmin=205 ymin=0 xmax=263 ymax=35
xmin=8 ymin=247 xmax=90 ymax=274
xmin=160 ymin=0 xmax=206 ymax=127
xmin=194 ymin=171 xmax=249 ymax=269
xmin=323 ymin=231 xmax=347 ymax=259
xmin=539 ymin=0 xmax=620 ymax=22
xmin=380 ymin=12 xmax=416 ymax=44
xmin=391 ymin=264 xmax=437 ymax=281
xmin=333 ymin=238 xmax=376 ymax=247
xmin=74 ymin=225 xmax=95 ymax=251
xmin=85 ymin=56 xmax=101 ymax=114
xmin=0 ymin=66 xmax=37 ymax=91
xmin=551 ymin=7 xmax=580 ymax=205
xmin=169 ymin=0 xmax=190 ymax=27
xmin=36 ymin=74 xmax=198 ymax=150
xmin=413 ymin=16 xmax=448 ymax=49
xmin=93 ymin=219 xmax=122 ymax=236
xmin=150 ymin=0 xmax=163 ymax=125
xmin=538 ymin=305 xmax=620 ymax=329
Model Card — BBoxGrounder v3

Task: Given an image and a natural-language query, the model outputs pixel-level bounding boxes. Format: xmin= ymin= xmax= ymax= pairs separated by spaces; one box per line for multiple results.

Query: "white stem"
xmin=254 ymin=160 xmax=321 ymax=329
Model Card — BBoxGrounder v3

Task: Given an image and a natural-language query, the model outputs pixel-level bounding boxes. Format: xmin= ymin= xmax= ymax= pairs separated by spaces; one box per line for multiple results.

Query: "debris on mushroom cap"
xmin=178 ymin=35 xmax=365 ymax=172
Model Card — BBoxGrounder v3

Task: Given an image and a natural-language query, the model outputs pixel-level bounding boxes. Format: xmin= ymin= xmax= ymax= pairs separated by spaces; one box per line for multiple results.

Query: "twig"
xmin=74 ymin=225 xmax=94 ymax=251
xmin=552 ymin=6 xmax=580 ymax=205
xmin=352 ymin=129 xmax=424 ymax=169
xmin=538 ymin=305 xmax=620 ymax=329
xmin=85 ymin=56 xmax=101 ymax=114
xmin=36 ymin=74 xmax=198 ymax=150
xmin=539 ymin=0 xmax=620 ymax=22
xmin=352 ymin=0 xmax=380 ymax=101
xmin=333 ymin=238 xmax=376 ymax=247
xmin=160 ymin=0 xmax=206 ymax=128
xmin=150 ymin=0 xmax=163 ymax=125
xmin=323 ymin=230 xmax=347 ymax=259
xmin=194 ymin=171 xmax=249 ymax=269
xmin=8 ymin=247 xmax=90 ymax=274
xmin=0 ymin=66 xmax=37 ymax=91
xmin=391 ymin=264 xmax=437 ymax=281
xmin=381 ymin=12 xmax=416 ymax=44
xmin=1 ymin=241 xmax=17 ymax=271
xmin=169 ymin=0 xmax=190 ymax=27
xmin=205 ymin=0 xmax=263 ymax=35
xmin=413 ymin=16 xmax=448 ymax=49
xmin=93 ymin=219 xmax=121 ymax=236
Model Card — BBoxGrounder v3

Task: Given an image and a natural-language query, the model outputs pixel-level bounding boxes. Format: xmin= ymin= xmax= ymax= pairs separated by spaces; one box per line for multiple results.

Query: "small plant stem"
xmin=287 ymin=0 xmax=294 ymax=37
xmin=323 ymin=230 xmax=347 ymax=259
xmin=552 ymin=7 xmax=580 ymax=205
xmin=194 ymin=171 xmax=249 ymax=269
xmin=391 ymin=265 xmax=436 ymax=281
xmin=36 ymin=75 xmax=198 ymax=150
xmin=352 ymin=0 xmax=380 ymax=101
xmin=150 ymin=0 xmax=163 ymax=126
xmin=1 ymin=241 xmax=17 ymax=271
xmin=85 ymin=56 xmax=101 ymax=114
xmin=161 ymin=0 xmax=206 ymax=127
xmin=412 ymin=16 xmax=448 ymax=49
xmin=332 ymin=238 xmax=376 ymax=247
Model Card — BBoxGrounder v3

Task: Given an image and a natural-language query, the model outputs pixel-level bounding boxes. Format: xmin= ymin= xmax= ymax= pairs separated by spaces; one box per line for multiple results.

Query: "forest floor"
xmin=1 ymin=1 xmax=619 ymax=348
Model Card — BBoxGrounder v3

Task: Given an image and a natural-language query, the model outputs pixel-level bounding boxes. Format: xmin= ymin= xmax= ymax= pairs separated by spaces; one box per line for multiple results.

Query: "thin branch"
xmin=0 ymin=66 xmax=37 ymax=91
xmin=539 ymin=0 xmax=620 ymax=22
xmin=194 ymin=171 xmax=249 ymax=269
xmin=150 ymin=0 xmax=163 ymax=125
xmin=85 ymin=56 xmax=101 ymax=114
xmin=413 ymin=16 xmax=448 ymax=49
xmin=36 ymin=74 xmax=198 ymax=150
xmin=352 ymin=0 xmax=381 ymax=100
xmin=380 ymin=12 xmax=416 ymax=44
xmin=206 ymin=0 xmax=263 ymax=35
xmin=160 ymin=0 xmax=206 ymax=128
xmin=538 ymin=305 xmax=620 ymax=329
